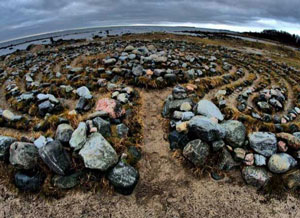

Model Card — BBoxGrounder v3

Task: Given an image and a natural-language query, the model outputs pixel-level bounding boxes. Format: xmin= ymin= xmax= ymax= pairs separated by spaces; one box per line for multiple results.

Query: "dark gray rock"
xmin=38 ymin=100 xmax=54 ymax=116
xmin=92 ymin=117 xmax=111 ymax=137
xmin=39 ymin=140 xmax=71 ymax=175
xmin=79 ymin=133 xmax=118 ymax=171
xmin=0 ymin=136 xmax=16 ymax=160
xmin=9 ymin=142 xmax=38 ymax=169
xmin=132 ymin=65 xmax=143 ymax=76
xmin=249 ymin=132 xmax=277 ymax=157
xmin=212 ymin=140 xmax=225 ymax=152
xmin=107 ymin=161 xmax=139 ymax=195
xmin=116 ymin=123 xmax=129 ymax=138
xmin=52 ymin=172 xmax=82 ymax=189
xmin=196 ymin=100 xmax=224 ymax=121
xmin=55 ymin=124 xmax=74 ymax=144
xmin=242 ymin=166 xmax=270 ymax=188
xmin=162 ymin=97 xmax=193 ymax=117
xmin=183 ymin=139 xmax=210 ymax=166
xmin=268 ymin=153 xmax=297 ymax=174
xmin=218 ymin=148 xmax=240 ymax=171
xmin=172 ymin=86 xmax=187 ymax=99
xmin=15 ymin=172 xmax=44 ymax=192
xmin=221 ymin=120 xmax=246 ymax=148
xmin=188 ymin=116 xmax=226 ymax=142
xmin=168 ymin=130 xmax=190 ymax=150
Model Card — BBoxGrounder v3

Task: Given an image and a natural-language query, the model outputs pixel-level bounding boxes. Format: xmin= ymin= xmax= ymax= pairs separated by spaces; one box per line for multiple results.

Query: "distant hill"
xmin=244 ymin=29 xmax=300 ymax=48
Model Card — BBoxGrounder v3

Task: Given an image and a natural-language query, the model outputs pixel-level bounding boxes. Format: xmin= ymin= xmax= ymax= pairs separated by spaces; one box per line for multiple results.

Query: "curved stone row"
xmin=164 ymin=85 xmax=300 ymax=189
xmin=1 ymin=35 xmax=300 ymax=195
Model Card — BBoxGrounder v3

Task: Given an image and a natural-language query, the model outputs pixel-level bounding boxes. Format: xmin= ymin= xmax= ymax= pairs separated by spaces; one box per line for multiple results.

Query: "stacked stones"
xmin=0 ymin=86 xmax=140 ymax=195
xmin=165 ymin=86 xmax=300 ymax=189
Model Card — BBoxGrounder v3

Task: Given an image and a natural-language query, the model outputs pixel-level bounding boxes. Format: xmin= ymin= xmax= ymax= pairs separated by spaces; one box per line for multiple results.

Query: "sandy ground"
xmin=1 ymin=89 xmax=300 ymax=218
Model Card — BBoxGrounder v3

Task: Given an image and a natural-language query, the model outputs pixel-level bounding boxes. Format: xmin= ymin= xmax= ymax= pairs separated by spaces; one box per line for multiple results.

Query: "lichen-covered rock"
xmin=52 ymin=172 xmax=82 ymax=189
xmin=268 ymin=153 xmax=297 ymax=173
xmin=249 ymin=132 xmax=277 ymax=157
xmin=107 ymin=161 xmax=139 ymax=195
xmin=9 ymin=142 xmax=38 ymax=169
xmin=254 ymin=154 xmax=266 ymax=166
xmin=79 ymin=133 xmax=118 ymax=171
xmin=116 ymin=123 xmax=129 ymax=138
xmin=55 ymin=124 xmax=74 ymax=144
xmin=221 ymin=120 xmax=246 ymax=148
xmin=39 ymin=140 xmax=71 ymax=175
xmin=69 ymin=122 xmax=87 ymax=150
xmin=195 ymin=100 xmax=224 ymax=121
xmin=172 ymin=86 xmax=187 ymax=99
xmin=162 ymin=97 xmax=193 ymax=118
xmin=188 ymin=116 xmax=226 ymax=142
xmin=242 ymin=166 xmax=270 ymax=188
xmin=282 ymin=170 xmax=300 ymax=189
xmin=218 ymin=148 xmax=240 ymax=171
xmin=183 ymin=139 xmax=210 ymax=166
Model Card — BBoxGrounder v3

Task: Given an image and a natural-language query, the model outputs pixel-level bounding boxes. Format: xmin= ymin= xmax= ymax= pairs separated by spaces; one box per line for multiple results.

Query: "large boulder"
xmin=268 ymin=153 xmax=297 ymax=174
xmin=107 ymin=161 xmax=139 ymax=195
xmin=183 ymin=139 xmax=210 ymax=166
xmin=195 ymin=100 xmax=224 ymax=121
xmin=69 ymin=122 xmax=87 ymax=150
xmin=249 ymin=132 xmax=277 ymax=157
xmin=39 ymin=140 xmax=71 ymax=175
xmin=242 ymin=166 xmax=270 ymax=188
xmin=9 ymin=142 xmax=38 ymax=169
xmin=79 ymin=133 xmax=118 ymax=171
xmin=96 ymin=98 xmax=125 ymax=119
xmin=0 ymin=136 xmax=16 ymax=160
xmin=221 ymin=120 xmax=246 ymax=148
xmin=188 ymin=116 xmax=226 ymax=142
xmin=55 ymin=124 xmax=74 ymax=144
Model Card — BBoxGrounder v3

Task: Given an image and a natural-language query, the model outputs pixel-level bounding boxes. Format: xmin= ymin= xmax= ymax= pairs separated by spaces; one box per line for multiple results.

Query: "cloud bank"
xmin=1 ymin=0 xmax=300 ymax=41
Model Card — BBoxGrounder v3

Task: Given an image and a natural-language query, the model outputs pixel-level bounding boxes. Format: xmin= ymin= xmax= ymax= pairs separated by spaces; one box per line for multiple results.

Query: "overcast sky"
xmin=1 ymin=0 xmax=300 ymax=41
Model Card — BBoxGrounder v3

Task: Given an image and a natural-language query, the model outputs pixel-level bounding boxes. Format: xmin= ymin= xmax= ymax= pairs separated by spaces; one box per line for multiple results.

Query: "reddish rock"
xmin=278 ymin=141 xmax=288 ymax=152
xmin=146 ymin=69 xmax=153 ymax=76
xmin=244 ymin=153 xmax=254 ymax=166
xmin=277 ymin=132 xmax=300 ymax=150
xmin=281 ymin=118 xmax=287 ymax=124
xmin=186 ymin=84 xmax=197 ymax=91
xmin=96 ymin=98 xmax=125 ymax=119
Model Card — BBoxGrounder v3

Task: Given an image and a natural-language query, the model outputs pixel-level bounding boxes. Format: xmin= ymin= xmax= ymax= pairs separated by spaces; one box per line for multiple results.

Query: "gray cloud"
xmin=1 ymin=0 xmax=300 ymax=41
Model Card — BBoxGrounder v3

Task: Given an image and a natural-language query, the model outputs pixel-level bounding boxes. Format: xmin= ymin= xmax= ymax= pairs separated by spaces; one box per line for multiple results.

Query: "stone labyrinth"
xmin=1 ymin=33 xmax=300 ymax=196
